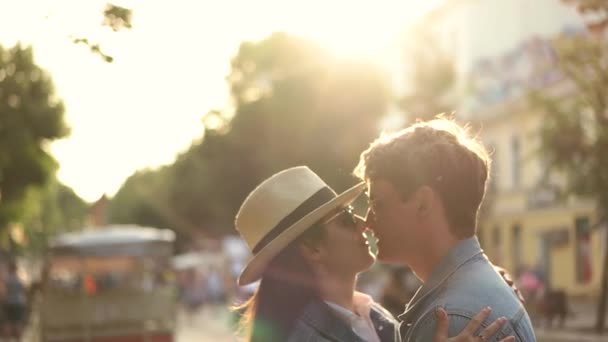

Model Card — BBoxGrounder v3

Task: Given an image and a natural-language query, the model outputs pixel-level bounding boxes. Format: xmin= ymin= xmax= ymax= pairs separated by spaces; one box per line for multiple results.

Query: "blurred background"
xmin=0 ymin=0 xmax=607 ymax=341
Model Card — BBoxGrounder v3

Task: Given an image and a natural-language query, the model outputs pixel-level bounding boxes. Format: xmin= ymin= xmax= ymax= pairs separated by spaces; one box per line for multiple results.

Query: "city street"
xmin=176 ymin=306 xmax=240 ymax=342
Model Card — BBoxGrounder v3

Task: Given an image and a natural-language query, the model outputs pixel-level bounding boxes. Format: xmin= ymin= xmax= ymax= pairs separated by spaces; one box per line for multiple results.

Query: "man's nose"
xmin=354 ymin=215 xmax=367 ymax=233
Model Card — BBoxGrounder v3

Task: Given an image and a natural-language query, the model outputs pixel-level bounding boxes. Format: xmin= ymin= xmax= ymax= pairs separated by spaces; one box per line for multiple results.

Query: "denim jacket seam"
xmin=411 ymin=253 xmax=484 ymax=311
xmin=508 ymin=307 xmax=527 ymax=341
xmin=416 ymin=309 xmax=511 ymax=341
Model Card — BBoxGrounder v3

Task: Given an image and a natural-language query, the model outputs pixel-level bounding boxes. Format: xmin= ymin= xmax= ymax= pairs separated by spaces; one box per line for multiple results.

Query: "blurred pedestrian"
xmin=234 ymin=166 xmax=512 ymax=342
xmin=206 ymin=266 xmax=224 ymax=305
xmin=3 ymin=261 xmax=26 ymax=341
xmin=181 ymin=269 xmax=206 ymax=324
xmin=517 ymin=267 xmax=543 ymax=303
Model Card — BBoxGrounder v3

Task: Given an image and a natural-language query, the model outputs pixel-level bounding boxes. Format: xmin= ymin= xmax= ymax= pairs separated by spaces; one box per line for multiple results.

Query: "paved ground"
xmin=536 ymin=328 xmax=608 ymax=342
xmin=22 ymin=303 xmax=242 ymax=342
xmin=176 ymin=305 xmax=240 ymax=342
xmin=533 ymin=297 xmax=608 ymax=342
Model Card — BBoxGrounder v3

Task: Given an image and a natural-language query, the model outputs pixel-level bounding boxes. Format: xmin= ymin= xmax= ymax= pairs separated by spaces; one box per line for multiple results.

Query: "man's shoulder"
xmin=445 ymin=255 xmax=511 ymax=291
xmin=442 ymin=257 xmax=522 ymax=309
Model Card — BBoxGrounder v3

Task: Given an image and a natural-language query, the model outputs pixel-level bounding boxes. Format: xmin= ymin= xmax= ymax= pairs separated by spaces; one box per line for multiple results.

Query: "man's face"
xmin=317 ymin=206 xmax=375 ymax=276
xmin=365 ymin=179 xmax=419 ymax=264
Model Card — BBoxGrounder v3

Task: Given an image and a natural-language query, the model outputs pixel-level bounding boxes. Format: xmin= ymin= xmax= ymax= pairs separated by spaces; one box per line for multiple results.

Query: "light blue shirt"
xmin=399 ymin=237 xmax=536 ymax=342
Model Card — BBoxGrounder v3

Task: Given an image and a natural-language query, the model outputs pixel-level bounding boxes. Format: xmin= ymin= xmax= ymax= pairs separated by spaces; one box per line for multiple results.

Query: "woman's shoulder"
xmin=289 ymin=300 xmax=364 ymax=342
xmin=287 ymin=318 xmax=328 ymax=342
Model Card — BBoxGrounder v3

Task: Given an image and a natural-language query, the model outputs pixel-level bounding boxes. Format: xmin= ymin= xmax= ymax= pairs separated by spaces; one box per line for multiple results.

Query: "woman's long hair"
xmin=236 ymin=224 xmax=325 ymax=342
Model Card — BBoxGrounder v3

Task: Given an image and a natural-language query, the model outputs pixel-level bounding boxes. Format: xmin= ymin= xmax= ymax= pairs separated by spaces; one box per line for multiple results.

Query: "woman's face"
xmin=315 ymin=206 xmax=376 ymax=276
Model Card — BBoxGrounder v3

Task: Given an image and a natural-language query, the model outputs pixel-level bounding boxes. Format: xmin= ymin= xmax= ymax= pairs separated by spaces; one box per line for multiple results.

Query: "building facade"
xmin=423 ymin=0 xmax=603 ymax=296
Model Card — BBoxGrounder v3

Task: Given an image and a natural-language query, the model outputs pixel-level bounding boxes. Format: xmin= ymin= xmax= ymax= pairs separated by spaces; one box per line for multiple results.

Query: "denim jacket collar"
xmin=398 ymin=237 xmax=483 ymax=321
xmin=299 ymin=299 xmax=399 ymax=342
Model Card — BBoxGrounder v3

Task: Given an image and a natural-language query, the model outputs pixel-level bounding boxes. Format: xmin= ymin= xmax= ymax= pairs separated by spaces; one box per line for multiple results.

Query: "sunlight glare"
xmin=0 ymin=0 xmax=444 ymax=201
xmin=278 ymin=0 xmax=446 ymax=59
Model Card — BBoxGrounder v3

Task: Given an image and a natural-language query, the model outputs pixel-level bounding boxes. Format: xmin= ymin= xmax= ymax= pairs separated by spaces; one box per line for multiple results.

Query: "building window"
xmin=575 ymin=217 xmax=592 ymax=284
xmin=512 ymin=224 xmax=522 ymax=273
xmin=511 ymin=136 xmax=520 ymax=188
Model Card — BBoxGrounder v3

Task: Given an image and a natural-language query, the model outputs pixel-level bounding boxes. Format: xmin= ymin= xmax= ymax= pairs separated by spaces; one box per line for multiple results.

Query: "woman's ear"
xmin=298 ymin=240 xmax=323 ymax=264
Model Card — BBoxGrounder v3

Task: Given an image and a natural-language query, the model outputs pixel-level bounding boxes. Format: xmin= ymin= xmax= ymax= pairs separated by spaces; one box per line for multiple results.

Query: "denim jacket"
xmin=287 ymin=299 xmax=401 ymax=342
xmin=399 ymin=237 xmax=536 ymax=342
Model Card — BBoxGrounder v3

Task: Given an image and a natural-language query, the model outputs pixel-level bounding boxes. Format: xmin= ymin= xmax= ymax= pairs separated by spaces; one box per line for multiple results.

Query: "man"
xmin=354 ymin=118 xmax=536 ymax=341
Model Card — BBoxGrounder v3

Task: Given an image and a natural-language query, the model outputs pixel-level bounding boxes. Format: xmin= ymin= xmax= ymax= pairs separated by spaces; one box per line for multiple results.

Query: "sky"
xmin=0 ymin=0 xmax=443 ymax=202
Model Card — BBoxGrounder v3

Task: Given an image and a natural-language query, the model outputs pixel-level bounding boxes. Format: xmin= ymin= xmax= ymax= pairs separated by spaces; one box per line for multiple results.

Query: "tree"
xmin=0 ymin=44 xmax=69 ymax=232
xmin=70 ymin=3 xmax=133 ymax=63
xmin=534 ymin=2 xmax=608 ymax=332
xmin=562 ymin=0 xmax=608 ymax=33
xmin=110 ymin=32 xmax=391 ymax=237
xmin=108 ymin=167 xmax=174 ymax=231
xmin=197 ymin=32 xmax=390 ymax=229
xmin=399 ymin=22 xmax=458 ymax=122
xmin=19 ymin=179 xmax=88 ymax=255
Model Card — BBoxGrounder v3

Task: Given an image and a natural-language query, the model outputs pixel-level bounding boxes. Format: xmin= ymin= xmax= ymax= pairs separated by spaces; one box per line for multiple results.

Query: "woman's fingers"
xmin=478 ymin=316 xmax=508 ymax=341
xmin=462 ymin=306 xmax=492 ymax=335
xmin=433 ymin=307 xmax=514 ymax=342
xmin=433 ymin=308 xmax=449 ymax=342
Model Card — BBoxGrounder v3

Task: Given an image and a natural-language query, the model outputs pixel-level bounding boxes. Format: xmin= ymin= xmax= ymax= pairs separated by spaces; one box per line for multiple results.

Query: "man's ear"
xmin=413 ymin=185 xmax=435 ymax=217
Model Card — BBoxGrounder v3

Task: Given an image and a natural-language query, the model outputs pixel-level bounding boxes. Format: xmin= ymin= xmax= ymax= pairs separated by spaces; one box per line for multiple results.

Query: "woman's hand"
xmin=433 ymin=307 xmax=515 ymax=342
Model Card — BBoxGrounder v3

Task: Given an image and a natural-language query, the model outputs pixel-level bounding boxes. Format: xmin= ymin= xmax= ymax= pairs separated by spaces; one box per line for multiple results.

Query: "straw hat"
xmin=235 ymin=166 xmax=365 ymax=285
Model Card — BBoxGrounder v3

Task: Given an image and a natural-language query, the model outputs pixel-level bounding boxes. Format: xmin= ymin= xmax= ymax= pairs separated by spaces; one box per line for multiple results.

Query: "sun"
xmin=280 ymin=0 xmax=446 ymax=59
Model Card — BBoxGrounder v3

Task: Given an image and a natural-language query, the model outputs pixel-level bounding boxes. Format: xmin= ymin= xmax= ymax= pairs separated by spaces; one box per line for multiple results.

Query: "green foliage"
xmin=110 ymin=32 xmax=391 ymax=236
xmin=399 ymin=24 xmax=457 ymax=122
xmin=71 ymin=38 xmax=114 ymax=63
xmin=19 ymin=179 xmax=88 ymax=254
xmin=108 ymin=167 xmax=173 ymax=231
xmin=103 ymin=4 xmax=133 ymax=32
xmin=0 ymin=44 xmax=69 ymax=230
xmin=70 ymin=3 xmax=133 ymax=63
xmin=533 ymin=34 xmax=608 ymax=212
xmin=562 ymin=0 xmax=608 ymax=32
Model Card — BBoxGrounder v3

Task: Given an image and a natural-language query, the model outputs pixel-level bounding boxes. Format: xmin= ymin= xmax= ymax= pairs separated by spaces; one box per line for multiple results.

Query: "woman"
xmin=235 ymin=166 xmax=513 ymax=342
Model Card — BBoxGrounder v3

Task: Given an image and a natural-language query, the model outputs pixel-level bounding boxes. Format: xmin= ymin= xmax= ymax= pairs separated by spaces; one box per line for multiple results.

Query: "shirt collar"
xmin=398 ymin=237 xmax=483 ymax=321
xmin=324 ymin=292 xmax=374 ymax=323
xmin=324 ymin=292 xmax=381 ymax=342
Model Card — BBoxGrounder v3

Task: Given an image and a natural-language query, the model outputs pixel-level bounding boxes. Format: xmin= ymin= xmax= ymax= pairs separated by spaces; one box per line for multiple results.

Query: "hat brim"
xmin=238 ymin=182 xmax=366 ymax=286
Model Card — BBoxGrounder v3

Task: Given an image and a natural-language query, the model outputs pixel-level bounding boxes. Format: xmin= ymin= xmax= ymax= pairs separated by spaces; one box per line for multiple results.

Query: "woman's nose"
xmin=364 ymin=207 xmax=374 ymax=225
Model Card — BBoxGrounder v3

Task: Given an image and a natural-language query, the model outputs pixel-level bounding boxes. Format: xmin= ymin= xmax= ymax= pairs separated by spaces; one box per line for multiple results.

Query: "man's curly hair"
xmin=354 ymin=118 xmax=490 ymax=238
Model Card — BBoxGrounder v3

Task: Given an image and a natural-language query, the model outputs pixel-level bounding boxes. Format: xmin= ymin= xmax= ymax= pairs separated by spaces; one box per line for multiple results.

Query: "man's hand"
xmin=493 ymin=265 xmax=525 ymax=304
